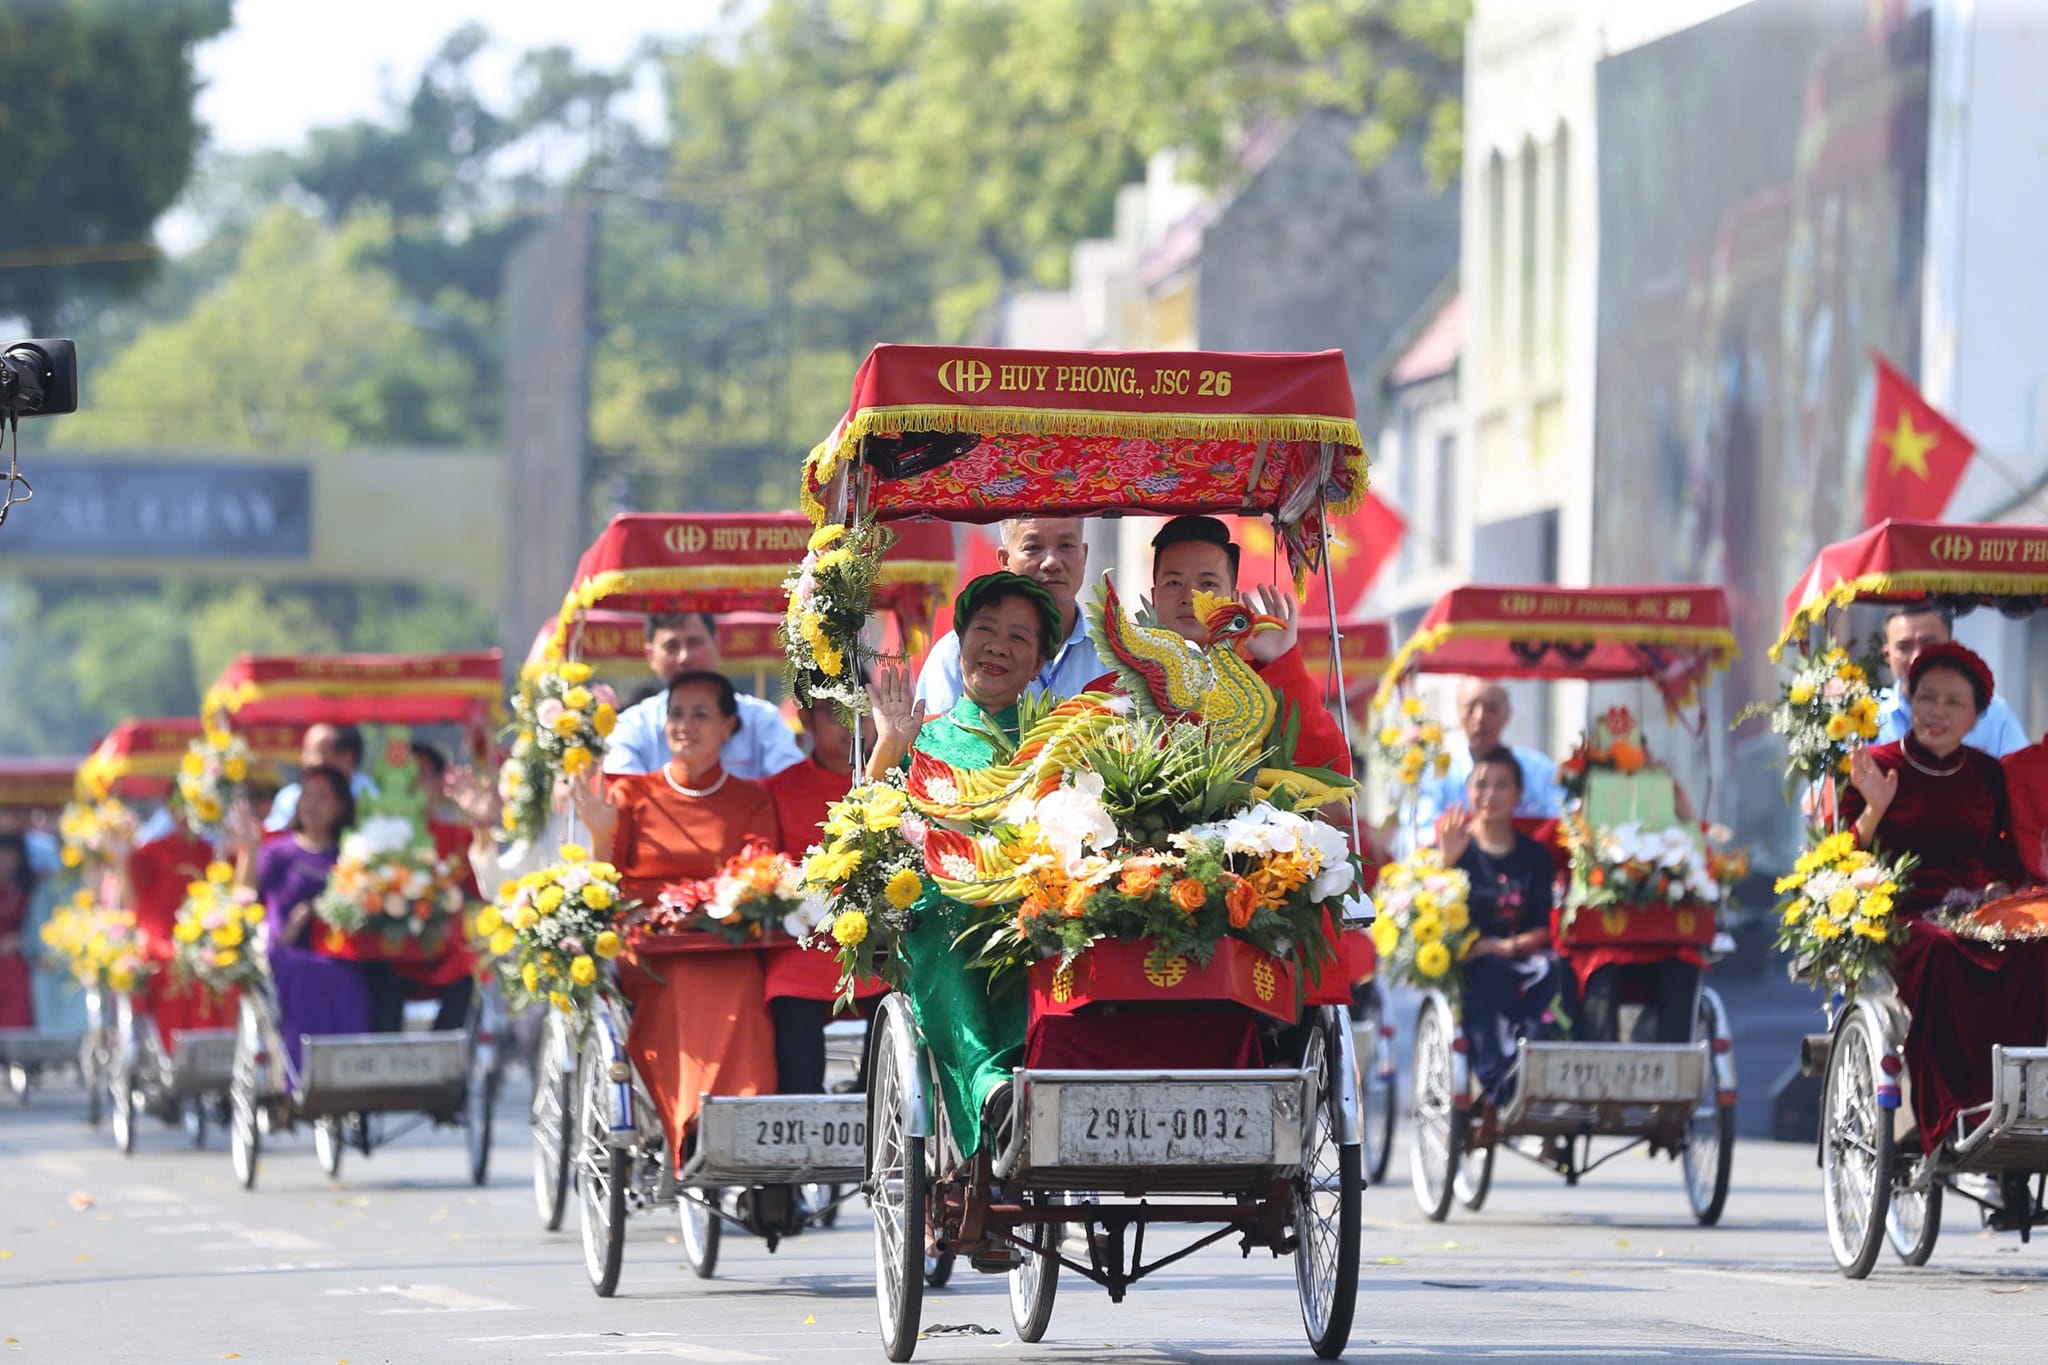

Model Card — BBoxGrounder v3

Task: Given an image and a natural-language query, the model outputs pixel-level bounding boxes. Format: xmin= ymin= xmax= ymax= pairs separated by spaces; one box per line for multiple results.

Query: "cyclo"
xmin=1373 ymin=584 xmax=1743 ymax=1225
xmin=77 ymin=717 xmax=299 ymax=1153
xmin=0 ymin=755 xmax=87 ymax=1103
xmin=206 ymin=650 xmax=507 ymax=1188
xmin=1301 ymin=613 xmax=1400 ymax=1185
xmin=537 ymin=511 xmax=952 ymax=1294
xmin=800 ymin=343 xmax=1373 ymax=1360
xmin=1779 ymin=518 xmax=2048 ymax=1275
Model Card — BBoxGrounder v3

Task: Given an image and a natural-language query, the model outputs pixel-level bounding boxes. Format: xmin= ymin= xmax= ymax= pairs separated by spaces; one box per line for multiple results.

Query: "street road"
xmin=2 ymin=1071 xmax=2044 ymax=1365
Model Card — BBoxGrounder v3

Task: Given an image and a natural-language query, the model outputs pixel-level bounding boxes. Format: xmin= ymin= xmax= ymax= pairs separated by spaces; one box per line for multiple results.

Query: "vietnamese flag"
xmin=1228 ymin=489 xmax=1407 ymax=614
xmin=1863 ymin=352 xmax=1977 ymax=527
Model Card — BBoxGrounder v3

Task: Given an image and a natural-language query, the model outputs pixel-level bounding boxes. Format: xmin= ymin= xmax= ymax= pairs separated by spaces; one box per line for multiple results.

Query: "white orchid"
xmin=1034 ymin=773 xmax=1119 ymax=872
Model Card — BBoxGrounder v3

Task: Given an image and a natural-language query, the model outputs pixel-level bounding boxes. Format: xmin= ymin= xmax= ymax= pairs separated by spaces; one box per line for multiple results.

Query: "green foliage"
xmin=54 ymin=207 xmax=483 ymax=451
xmin=0 ymin=0 xmax=233 ymax=329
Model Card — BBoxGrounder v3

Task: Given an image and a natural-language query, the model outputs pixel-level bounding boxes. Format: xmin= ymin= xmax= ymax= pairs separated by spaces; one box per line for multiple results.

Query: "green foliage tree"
xmin=0 ymin=0 xmax=233 ymax=330
xmin=53 ymin=206 xmax=482 ymax=450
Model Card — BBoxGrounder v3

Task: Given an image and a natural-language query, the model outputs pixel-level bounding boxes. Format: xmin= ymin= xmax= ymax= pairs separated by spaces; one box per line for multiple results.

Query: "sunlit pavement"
xmin=2 ymin=1070 xmax=2042 ymax=1365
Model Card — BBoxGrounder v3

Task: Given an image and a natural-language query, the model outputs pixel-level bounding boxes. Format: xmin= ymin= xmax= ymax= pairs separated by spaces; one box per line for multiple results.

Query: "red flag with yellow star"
xmin=1863 ymin=352 xmax=1976 ymax=527
xmin=1227 ymin=489 xmax=1406 ymax=613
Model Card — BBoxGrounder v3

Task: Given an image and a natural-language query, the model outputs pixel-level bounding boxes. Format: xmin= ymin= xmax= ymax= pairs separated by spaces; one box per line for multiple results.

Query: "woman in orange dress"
xmin=576 ymin=670 xmax=782 ymax=1162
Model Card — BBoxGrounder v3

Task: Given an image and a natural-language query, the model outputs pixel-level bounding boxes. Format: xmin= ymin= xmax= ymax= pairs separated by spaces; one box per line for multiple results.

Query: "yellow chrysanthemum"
xmin=559 ymin=661 xmax=594 ymax=685
xmin=583 ymin=883 xmax=614 ymax=911
xmin=1851 ymin=918 xmax=1890 ymax=942
xmin=475 ymin=905 xmax=504 ymax=936
xmin=549 ymin=991 xmax=573 ymax=1014
xmin=551 ymin=714 xmax=583 ymax=739
xmin=1826 ymin=888 xmax=1857 ymax=917
xmin=536 ymin=885 xmax=566 ymax=915
xmin=489 ymin=927 xmax=518 ymax=957
xmin=173 ymin=920 xmax=203 ymax=945
xmin=521 ymin=962 xmax=541 ymax=993
xmin=1443 ymin=900 xmax=1470 ymax=933
xmin=1415 ymin=939 xmax=1452 ymax=978
xmin=1787 ymin=680 xmax=1815 ymax=705
xmin=222 ymin=758 xmax=248 ymax=782
xmin=594 ymin=930 xmax=622 ymax=960
xmin=1370 ymin=915 xmax=1399 ymax=956
xmin=808 ymin=524 xmax=847 ymax=553
xmin=885 ymin=868 xmax=924 ymax=909
xmin=207 ymin=861 xmax=235 ymax=884
xmin=814 ymin=546 xmax=855 ymax=576
xmin=863 ymin=786 xmax=908 ymax=831
xmin=559 ymin=844 xmax=589 ymax=863
xmin=1410 ymin=912 xmax=1444 ymax=944
xmin=213 ymin=949 xmax=240 ymax=969
xmin=569 ymin=955 xmax=598 ymax=987
xmin=562 ymin=686 xmax=594 ymax=712
xmin=1824 ymin=714 xmax=1853 ymax=742
xmin=831 ymin=911 xmax=869 ymax=946
xmin=1811 ymin=917 xmax=1845 ymax=941
xmin=1401 ymin=697 xmax=1425 ymax=719
xmin=593 ymin=704 xmax=617 ymax=738
xmin=562 ymin=746 xmax=593 ymax=776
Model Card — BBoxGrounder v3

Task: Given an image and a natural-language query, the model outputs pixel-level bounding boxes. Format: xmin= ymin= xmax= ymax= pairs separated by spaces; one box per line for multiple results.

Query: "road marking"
xmin=198 ymin=1227 xmax=324 ymax=1252
xmin=326 ymin=1284 xmax=522 ymax=1314
xmin=456 ymin=1336 xmax=767 ymax=1361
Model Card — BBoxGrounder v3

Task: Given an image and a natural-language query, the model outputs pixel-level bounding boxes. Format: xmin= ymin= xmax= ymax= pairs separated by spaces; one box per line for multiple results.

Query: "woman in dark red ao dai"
xmin=1837 ymin=642 xmax=2044 ymax=1220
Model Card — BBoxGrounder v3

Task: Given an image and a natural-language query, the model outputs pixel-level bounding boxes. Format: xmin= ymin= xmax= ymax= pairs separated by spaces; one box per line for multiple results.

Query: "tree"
xmin=0 ymin=0 xmax=233 ymax=330
xmin=52 ymin=206 xmax=482 ymax=451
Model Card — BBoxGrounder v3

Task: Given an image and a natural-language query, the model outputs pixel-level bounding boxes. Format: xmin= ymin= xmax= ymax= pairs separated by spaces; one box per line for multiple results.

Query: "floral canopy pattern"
xmin=1775 ymin=519 xmax=2048 ymax=659
xmin=802 ymin=344 xmax=1370 ymax=588
xmin=548 ymin=512 xmax=955 ymax=660
xmin=527 ymin=609 xmax=787 ymax=678
xmin=202 ymin=652 xmax=507 ymax=738
xmin=1374 ymin=585 xmax=1740 ymax=720
xmin=76 ymin=717 xmax=300 ymax=801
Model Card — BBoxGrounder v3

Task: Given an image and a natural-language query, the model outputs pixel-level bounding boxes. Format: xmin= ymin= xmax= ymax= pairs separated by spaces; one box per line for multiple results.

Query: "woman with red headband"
xmin=1837 ymin=641 xmax=2045 ymax=1225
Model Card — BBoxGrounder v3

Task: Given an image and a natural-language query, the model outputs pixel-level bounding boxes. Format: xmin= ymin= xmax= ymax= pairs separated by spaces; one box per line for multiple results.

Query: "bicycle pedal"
xmin=969 ymin=1244 xmax=1022 ymax=1272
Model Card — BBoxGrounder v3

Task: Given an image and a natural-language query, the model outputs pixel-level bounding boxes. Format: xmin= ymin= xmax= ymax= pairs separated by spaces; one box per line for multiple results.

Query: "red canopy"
xmin=550 ymin=512 xmax=955 ymax=659
xmin=1301 ymin=617 xmax=1392 ymax=720
xmin=203 ymin=652 xmax=506 ymax=732
xmin=0 ymin=757 xmax=83 ymax=811
xmin=76 ymin=718 xmax=302 ymax=801
xmin=1375 ymin=585 xmax=1740 ymax=716
xmin=527 ymin=609 xmax=787 ymax=677
xmin=1775 ymin=519 xmax=2048 ymax=658
xmin=803 ymin=345 xmax=1369 ymax=585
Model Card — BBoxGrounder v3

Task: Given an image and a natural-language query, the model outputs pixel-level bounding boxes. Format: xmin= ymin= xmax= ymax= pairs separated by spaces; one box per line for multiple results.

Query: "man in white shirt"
xmin=266 ymin=723 xmax=379 ymax=832
xmin=1874 ymin=605 xmax=2027 ymax=756
xmin=604 ymin=612 xmax=803 ymax=779
xmin=1418 ymin=678 xmax=1565 ymax=828
xmin=916 ymin=517 xmax=1111 ymax=714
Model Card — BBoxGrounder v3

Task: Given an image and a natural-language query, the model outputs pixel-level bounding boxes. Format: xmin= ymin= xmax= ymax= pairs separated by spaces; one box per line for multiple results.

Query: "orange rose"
xmin=1588 ymin=868 xmax=1607 ymax=888
xmin=1061 ymin=881 xmax=1093 ymax=919
xmin=1170 ymin=878 xmax=1207 ymax=915
xmin=1224 ymin=875 xmax=1260 ymax=930
xmin=1119 ymin=863 xmax=1161 ymax=897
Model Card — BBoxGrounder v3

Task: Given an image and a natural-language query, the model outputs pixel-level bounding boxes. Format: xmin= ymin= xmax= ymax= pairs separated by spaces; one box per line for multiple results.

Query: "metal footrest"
xmin=683 ymin=1094 xmax=868 ymax=1186
xmin=1013 ymin=1066 xmax=1312 ymax=1193
xmin=1954 ymin=1046 xmax=2048 ymax=1173
xmin=1501 ymin=1042 xmax=1708 ymax=1135
xmin=0 ymin=1030 xmax=84 ymax=1066
xmin=162 ymin=1029 xmax=237 ymax=1097
xmin=296 ymin=1030 xmax=468 ymax=1118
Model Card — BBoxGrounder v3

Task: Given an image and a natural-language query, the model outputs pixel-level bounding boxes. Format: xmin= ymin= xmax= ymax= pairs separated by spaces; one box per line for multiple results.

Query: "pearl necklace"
xmin=663 ymin=764 xmax=729 ymax=799
xmin=1903 ymin=744 xmax=1966 ymax=778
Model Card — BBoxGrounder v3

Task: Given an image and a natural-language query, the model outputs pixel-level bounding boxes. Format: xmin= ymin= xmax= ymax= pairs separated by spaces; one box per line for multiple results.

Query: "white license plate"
xmin=1529 ymin=1049 xmax=1694 ymax=1104
xmin=176 ymin=1036 xmax=237 ymax=1077
xmin=727 ymin=1102 xmax=866 ymax=1167
xmin=1055 ymin=1082 xmax=1275 ymax=1166
xmin=2008 ymin=1057 xmax=2048 ymax=1121
xmin=304 ymin=1041 xmax=464 ymax=1091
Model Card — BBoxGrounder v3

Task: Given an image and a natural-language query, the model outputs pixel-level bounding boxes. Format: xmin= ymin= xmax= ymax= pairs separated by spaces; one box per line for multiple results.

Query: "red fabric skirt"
xmin=1025 ymin=1006 xmax=1263 ymax=1072
xmin=761 ymin=941 xmax=886 ymax=1004
xmin=138 ymin=968 xmax=237 ymax=1054
xmin=621 ymin=947 xmax=777 ymax=1164
xmin=1895 ymin=921 xmax=2048 ymax=1147
xmin=0 ymin=954 xmax=30 ymax=1029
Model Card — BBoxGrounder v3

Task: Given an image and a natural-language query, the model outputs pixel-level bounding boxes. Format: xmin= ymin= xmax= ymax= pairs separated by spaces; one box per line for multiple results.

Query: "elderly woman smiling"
xmin=865 ymin=571 xmax=1063 ymax=1162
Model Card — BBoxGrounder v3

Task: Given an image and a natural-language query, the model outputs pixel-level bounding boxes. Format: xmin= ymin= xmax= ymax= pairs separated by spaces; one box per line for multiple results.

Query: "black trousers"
xmin=1578 ymin=960 xmax=1701 ymax=1044
xmin=770 ymin=996 xmax=828 ymax=1094
xmin=362 ymin=964 xmax=474 ymax=1034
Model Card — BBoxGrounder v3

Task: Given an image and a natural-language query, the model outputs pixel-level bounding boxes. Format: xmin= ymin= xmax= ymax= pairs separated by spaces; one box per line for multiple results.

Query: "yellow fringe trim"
xmin=1770 ymin=569 xmax=2048 ymax=659
xmin=546 ymin=561 xmax=957 ymax=661
xmin=802 ymin=404 xmax=1369 ymax=527
xmin=1371 ymin=621 xmax=1742 ymax=712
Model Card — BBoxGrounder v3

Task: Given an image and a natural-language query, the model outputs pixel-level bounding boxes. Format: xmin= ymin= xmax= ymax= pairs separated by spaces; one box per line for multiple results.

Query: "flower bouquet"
xmin=650 ymin=838 xmax=819 ymax=946
xmin=40 ymin=898 xmax=153 ymax=993
xmin=517 ymin=660 xmax=619 ymax=785
xmin=170 ymin=862 xmax=268 ymax=997
xmin=1371 ymin=695 xmax=1450 ymax=806
xmin=481 ymin=843 xmax=629 ymax=1016
xmin=311 ymin=748 xmax=470 ymax=958
xmin=58 ymin=798 xmax=138 ymax=872
xmin=782 ymin=520 xmax=897 ymax=713
xmin=1557 ymin=706 xmax=1651 ymax=803
xmin=799 ymin=773 xmax=926 ymax=999
xmin=1744 ymin=645 xmax=1882 ymax=796
xmin=1559 ymin=812 xmax=1734 ymax=941
xmin=494 ymin=706 xmax=552 ymax=848
xmin=1774 ymin=831 xmax=1913 ymax=994
xmin=176 ymin=728 xmax=257 ymax=838
xmin=1367 ymin=848 xmax=1473 ymax=999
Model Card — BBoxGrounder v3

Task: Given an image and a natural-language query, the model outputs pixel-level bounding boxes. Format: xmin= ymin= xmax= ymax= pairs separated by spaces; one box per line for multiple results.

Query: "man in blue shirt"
xmin=266 ymin=723 xmax=379 ymax=832
xmin=916 ymin=517 xmax=1111 ymax=714
xmin=1874 ymin=605 xmax=2027 ymax=755
xmin=604 ymin=612 xmax=803 ymax=779
xmin=1418 ymin=678 xmax=1565 ymax=830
